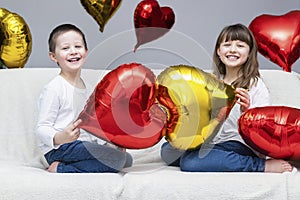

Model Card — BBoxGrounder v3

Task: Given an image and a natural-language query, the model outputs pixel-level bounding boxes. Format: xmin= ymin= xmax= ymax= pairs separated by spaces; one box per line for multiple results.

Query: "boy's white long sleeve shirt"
xmin=36 ymin=75 xmax=104 ymax=155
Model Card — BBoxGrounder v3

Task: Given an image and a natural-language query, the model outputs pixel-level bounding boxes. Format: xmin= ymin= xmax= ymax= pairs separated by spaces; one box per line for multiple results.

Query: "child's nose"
xmin=69 ymin=46 xmax=78 ymax=54
xmin=229 ymin=45 xmax=237 ymax=52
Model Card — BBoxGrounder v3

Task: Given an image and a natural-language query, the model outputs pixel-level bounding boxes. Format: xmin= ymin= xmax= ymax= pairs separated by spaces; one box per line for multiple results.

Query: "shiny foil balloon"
xmin=239 ymin=106 xmax=300 ymax=160
xmin=249 ymin=10 xmax=300 ymax=72
xmin=78 ymin=63 xmax=166 ymax=149
xmin=80 ymin=0 xmax=122 ymax=32
xmin=0 ymin=8 xmax=32 ymax=68
xmin=134 ymin=0 xmax=175 ymax=52
xmin=157 ymin=65 xmax=236 ymax=150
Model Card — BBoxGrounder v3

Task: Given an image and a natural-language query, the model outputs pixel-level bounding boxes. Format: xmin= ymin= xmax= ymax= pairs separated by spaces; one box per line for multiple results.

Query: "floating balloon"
xmin=0 ymin=8 xmax=32 ymax=68
xmin=157 ymin=65 xmax=236 ymax=150
xmin=78 ymin=63 xmax=166 ymax=149
xmin=134 ymin=0 xmax=175 ymax=52
xmin=239 ymin=106 xmax=300 ymax=160
xmin=249 ymin=10 xmax=300 ymax=72
xmin=80 ymin=0 xmax=122 ymax=32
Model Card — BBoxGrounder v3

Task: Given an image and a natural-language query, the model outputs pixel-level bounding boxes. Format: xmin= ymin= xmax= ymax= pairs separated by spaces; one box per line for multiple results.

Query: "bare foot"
xmin=265 ymin=159 xmax=293 ymax=173
xmin=47 ymin=161 xmax=60 ymax=173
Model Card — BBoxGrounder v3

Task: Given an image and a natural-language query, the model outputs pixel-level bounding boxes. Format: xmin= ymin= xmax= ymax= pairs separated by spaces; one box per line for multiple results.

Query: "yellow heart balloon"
xmin=157 ymin=65 xmax=236 ymax=150
xmin=0 ymin=8 xmax=32 ymax=68
xmin=80 ymin=0 xmax=122 ymax=32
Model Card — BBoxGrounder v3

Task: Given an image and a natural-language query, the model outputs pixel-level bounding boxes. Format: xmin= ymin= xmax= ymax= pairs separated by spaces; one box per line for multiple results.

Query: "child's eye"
xmin=222 ymin=42 xmax=231 ymax=47
xmin=224 ymin=44 xmax=231 ymax=46
xmin=237 ymin=41 xmax=248 ymax=48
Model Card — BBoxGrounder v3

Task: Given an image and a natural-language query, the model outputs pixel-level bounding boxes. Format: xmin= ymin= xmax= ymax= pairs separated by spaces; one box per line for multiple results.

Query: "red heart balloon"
xmin=238 ymin=106 xmax=300 ymax=160
xmin=134 ymin=0 xmax=175 ymax=52
xmin=78 ymin=63 xmax=166 ymax=149
xmin=249 ymin=10 xmax=300 ymax=72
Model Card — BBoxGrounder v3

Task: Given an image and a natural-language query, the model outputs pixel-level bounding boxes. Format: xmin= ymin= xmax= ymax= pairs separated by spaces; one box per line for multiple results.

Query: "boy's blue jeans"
xmin=160 ymin=141 xmax=265 ymax=172
xmin=45 ymin=140 xmax=132 ymax=173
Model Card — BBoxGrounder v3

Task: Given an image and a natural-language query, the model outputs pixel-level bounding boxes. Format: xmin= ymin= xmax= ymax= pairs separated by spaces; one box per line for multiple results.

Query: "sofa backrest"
xmin=260 ymin=70 xmax=300 ymax=109
xmin=0 ymin=68 xmax=299 ymax=168
xmin=0 ymin=68 xmax=107 ymax=168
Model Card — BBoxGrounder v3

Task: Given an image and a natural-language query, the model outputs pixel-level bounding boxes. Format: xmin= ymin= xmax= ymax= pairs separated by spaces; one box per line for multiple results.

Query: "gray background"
xmin=1 ymin=0 xmax=300 ymax=72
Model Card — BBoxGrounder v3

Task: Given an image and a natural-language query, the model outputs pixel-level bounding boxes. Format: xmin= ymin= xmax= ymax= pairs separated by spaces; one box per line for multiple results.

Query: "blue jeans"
xmin=45 ymin=140 xmax=132 ymax=173
xmin=160 ymin=141 xmax=265 ymax=172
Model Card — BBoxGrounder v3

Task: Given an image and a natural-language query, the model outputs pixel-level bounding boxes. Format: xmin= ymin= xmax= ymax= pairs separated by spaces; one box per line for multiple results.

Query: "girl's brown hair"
xmin=212 ymin=23 xmax=259 ymax=89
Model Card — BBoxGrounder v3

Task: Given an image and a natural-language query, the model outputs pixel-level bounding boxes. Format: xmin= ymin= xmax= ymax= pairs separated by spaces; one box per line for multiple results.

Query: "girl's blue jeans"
xmin=160 ymin=140 xmax=265 ymax=172
xmin=45 ymin=140 xmax=132 ymax=173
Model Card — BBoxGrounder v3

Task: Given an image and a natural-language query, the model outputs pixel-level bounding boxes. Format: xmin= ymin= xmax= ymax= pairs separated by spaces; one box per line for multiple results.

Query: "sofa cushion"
xmin=260 ymin=70 xmax=300 ymax=109
xmin=0 ymin=161 xmax=124 ymax=200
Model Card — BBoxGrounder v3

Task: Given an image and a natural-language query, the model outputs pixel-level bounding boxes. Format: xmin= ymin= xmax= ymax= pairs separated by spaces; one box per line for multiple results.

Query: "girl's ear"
xmin=49 ymin=52 xmax=57 ymax=63
xmin=217 ymin=48 xmax=221 ymax=57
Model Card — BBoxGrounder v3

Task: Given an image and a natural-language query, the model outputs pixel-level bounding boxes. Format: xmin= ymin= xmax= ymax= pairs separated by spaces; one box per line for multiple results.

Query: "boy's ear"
xmin=49 ymin=52 xmax=57 ymax=62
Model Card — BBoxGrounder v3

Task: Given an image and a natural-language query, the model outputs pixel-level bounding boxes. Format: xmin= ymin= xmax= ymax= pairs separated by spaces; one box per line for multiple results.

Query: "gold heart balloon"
xmin=80 ymin=0 xmax=122 ymax=32
xmin=0 ymin=8 xmax=32 ymax=68
xmin=157 ymin=65 xmax=237 ymax=150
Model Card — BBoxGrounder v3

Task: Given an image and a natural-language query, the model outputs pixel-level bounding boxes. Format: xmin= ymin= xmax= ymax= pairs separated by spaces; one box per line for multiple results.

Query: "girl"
xmin=36 ymin=24 xmax=132 ymax=173
xmin=160 ymin=23 xmax=293 ymax=173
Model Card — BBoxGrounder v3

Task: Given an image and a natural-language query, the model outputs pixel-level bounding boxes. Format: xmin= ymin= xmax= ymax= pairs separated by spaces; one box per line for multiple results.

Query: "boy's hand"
xmin=53 ymin=119 xmax=82 ymax=145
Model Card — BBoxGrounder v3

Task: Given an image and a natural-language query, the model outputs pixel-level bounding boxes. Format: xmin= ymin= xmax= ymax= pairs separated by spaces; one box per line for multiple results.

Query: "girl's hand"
xmin=235 ymin=88 xmax=250 ymax=112
xmin=54 ymin=119 xmax=82 ymax=145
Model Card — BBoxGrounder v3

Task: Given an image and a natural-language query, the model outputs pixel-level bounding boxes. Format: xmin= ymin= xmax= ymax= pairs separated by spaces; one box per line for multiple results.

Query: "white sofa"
xmin=1 ymin=67 xmax=300 ymax=200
